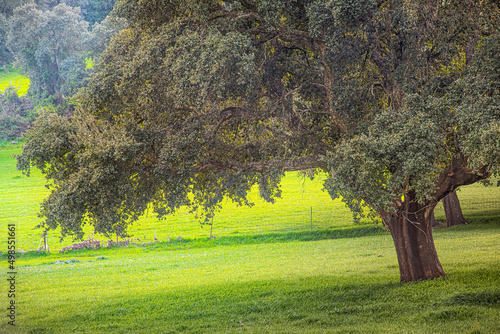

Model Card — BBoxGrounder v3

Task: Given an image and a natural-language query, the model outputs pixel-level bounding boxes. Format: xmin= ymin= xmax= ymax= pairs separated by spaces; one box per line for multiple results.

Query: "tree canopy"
xmin=17 ymin=0 xmax=500 ymax=281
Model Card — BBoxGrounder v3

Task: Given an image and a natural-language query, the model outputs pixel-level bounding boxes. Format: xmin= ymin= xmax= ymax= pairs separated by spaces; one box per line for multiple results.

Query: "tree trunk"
xmin=383 ymin=191 xmax=446 ymax=282
xmin=442 ymin=190 xmax=468 ymax=227
xmin=430 ymin=209 xmax=440 ymax=227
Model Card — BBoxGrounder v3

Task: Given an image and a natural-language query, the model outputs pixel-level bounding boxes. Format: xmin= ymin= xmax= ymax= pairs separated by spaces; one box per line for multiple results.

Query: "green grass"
xmin=0 ymin=144 xmax=499 ymax=333
xmin=0 ymin=147 xmax=372 ymax=253
xmin=6 ymin=224 xmax=500 ymax=333
xmin=0 ymin=67 xmax=30 ymax=96
xmin=85 ymin=57 xmax=95 ymax=69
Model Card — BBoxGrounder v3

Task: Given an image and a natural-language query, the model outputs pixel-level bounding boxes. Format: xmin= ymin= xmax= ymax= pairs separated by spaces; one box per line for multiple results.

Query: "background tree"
xmin=62 ymin=0 xmax=116 ymax=26
xmin=17 ymin=0 xmax=500 ymax=282
xmin=442 ymin=191 xmax=468 ymax=227
xmin=0 ymin=0 xmax=32 ymax=16
xmin=0 ymin=87 xmax=35 ymax=139
xmin=0 ymin=0 xmax=32 ymax=66
xmin=0 ymin=12 xmax=12 ymax=66
xmin=6 ymin=3 xmax=89 ymax=103
xmin=82 ymin=13 xmax=128 ymax=57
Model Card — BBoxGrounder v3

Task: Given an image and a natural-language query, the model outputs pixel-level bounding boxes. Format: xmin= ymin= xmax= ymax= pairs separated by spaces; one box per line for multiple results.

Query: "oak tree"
xmin=18 ymin=0 xmax=500 ymax=281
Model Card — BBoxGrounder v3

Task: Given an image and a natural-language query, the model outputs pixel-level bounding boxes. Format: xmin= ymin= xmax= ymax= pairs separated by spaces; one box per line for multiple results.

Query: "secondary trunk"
xmin=430 ymin=209 xmax=440 ymax=227
xmin=442 ymin=190 xmax=468 ymax=227
xmin=384 ymin=191 xmax=446 ymax=282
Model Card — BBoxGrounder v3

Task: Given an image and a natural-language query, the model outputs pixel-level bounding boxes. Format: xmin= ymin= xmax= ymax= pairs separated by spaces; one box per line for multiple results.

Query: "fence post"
xmin=311 ymin=207 xmax=313 ymax=230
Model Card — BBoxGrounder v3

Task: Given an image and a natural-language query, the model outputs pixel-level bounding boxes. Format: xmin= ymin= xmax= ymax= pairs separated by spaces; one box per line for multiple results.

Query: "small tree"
xmin=0 ymin=88 xmax=35 ymax=140
xmin=0 ymin=13 xmax=13 ymax=66
xmin=6 ymin=3 xmax=89 ymax=102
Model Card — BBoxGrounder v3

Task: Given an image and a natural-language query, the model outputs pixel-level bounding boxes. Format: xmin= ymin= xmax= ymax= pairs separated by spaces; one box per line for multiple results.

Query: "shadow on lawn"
xmin=160 ymin=225 xmax=389 ymax=251
xmin=23 ymin=268 xmax=500 ymax=334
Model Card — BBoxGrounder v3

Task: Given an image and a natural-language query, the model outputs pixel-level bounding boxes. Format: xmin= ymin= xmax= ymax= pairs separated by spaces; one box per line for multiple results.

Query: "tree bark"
xmin=430 ymin=209 xmax=440 ymax=227
xmin=383 ymin=191 xmax=446 ymax=282
xmin=442 ymin=190 xmax=468 ymax=227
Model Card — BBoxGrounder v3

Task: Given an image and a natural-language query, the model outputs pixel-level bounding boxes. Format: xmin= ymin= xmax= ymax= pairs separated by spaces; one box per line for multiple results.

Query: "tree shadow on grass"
xmin=163 ymin=225 xmax=389 ymax=250
xmin=23 ymin=268 xmax=500 ymax=334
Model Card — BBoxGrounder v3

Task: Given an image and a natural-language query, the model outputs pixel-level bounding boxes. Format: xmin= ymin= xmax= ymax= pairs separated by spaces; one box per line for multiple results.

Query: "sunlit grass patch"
xmin=85 ymin=57 xmax=95 ymax=69
xmin=0 ymin=67 xmax=30 ymax=96
xmin=0 ymin=147 xmax=370 ymax=253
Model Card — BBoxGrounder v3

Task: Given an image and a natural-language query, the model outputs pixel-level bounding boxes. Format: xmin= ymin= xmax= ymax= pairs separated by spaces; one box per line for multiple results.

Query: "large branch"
xmin=213 ymin=107 xmax=257 ymax=134
xmin=244 ymin=25 xmax=322 ymax=52
xmin=433 ymin=154 xmax=490 ymax=201
xmin=196 ymin=156 xmax=326 ymax=173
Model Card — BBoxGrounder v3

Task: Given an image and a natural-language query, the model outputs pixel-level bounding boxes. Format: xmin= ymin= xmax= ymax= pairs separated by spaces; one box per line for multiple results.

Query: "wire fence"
xmin=17 ymin=180 xmax=500 ymax=252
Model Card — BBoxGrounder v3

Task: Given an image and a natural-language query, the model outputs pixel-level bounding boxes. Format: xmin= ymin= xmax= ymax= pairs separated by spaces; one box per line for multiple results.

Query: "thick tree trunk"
xmin=442 ymin=190 xmax=468 ymax=227
xmin=383 ymin=191 xmax=446 ymax=282
xmin=379 ymin=155 xmax=489 ymax=282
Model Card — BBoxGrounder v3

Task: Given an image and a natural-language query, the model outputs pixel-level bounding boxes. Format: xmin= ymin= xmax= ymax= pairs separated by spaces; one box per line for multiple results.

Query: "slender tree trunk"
xmin=430 ymin=209 xmax=440 ymax=227
xmin=442 ymin=190 xmax=468 ymax=227
xmin=383 ymin=191 xmax=446 ymax=282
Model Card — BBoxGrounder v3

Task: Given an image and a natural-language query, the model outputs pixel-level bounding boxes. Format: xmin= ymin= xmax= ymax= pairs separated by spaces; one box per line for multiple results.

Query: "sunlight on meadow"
xmin=0 ymin=68 xmax=30 ymax=96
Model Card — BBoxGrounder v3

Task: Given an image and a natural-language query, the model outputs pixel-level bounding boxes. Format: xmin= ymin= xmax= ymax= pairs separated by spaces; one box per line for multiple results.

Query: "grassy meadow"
xmin=0 ymin=67 xmax=30 ymax=96
xmin=0 ymin=145 xmax=499 ymax=333
xmin=0 ymin=147 xmax=373 ymax=253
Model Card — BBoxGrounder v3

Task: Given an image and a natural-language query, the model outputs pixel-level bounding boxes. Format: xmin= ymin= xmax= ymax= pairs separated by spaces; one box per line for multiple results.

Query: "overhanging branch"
xmin=196 ymin=156 xmax=326 ymax=173
xmin=433 ymin=154 xmax=490 ymax=201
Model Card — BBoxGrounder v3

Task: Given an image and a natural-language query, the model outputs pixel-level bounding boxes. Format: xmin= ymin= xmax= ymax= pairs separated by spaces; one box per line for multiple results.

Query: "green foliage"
xmin=0 ymin=0 xmax=31 ymax=16
xmin=455 ymin=34 xmax=500 ymax=175
xmin=0 ymin=12 xmax=13 ymax=66
xmin=320 ymin=1 xmax=500 ymax=215
xmin=0 ymin=67 xmax=30 ymax=96
xmin=83 ymin=13 xmax=128 ymax=57
xmin=63 ymin=0 xmax=117 ymax=26
xmin=325 ymin=100 xmax=449 ymax=213
xmin=59 ymin=54 xmax=93 ymax=96
xmin=0 ymin=87 xmax=35 ymax=140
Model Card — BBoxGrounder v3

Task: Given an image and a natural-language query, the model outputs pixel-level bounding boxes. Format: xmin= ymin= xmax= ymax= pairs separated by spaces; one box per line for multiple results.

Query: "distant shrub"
xmin=53 ymin=259 xmax=81 ymax=265
xmin=0 ymin=87 xmax=35 ymax=140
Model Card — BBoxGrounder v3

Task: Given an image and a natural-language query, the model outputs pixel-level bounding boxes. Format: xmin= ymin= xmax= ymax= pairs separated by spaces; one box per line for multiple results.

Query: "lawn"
xmin=0 ymin=144 xmax=499 ymax=333
xmin=7 ymin=221 xmax=500 ymax=333
xmin=0 ymin=67 xmax=30 ymax=96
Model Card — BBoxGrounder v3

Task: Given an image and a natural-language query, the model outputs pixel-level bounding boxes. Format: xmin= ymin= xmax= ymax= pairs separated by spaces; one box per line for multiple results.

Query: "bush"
xmin=0 ymin=87 xmax=35 ymax=140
